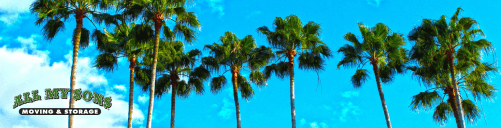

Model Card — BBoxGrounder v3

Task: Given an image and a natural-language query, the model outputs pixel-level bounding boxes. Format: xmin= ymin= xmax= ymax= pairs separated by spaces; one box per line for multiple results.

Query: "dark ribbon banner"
xmin=19 ymin=108 xmax=101 ymax=115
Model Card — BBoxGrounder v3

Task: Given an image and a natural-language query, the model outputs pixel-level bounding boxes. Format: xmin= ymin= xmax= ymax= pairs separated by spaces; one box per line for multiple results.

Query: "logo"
xmin=13 ymin=88 xmax=112 ymax=115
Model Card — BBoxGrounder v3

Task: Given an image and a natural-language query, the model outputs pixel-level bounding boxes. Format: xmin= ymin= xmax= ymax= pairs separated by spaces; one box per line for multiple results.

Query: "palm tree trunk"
xmin=289 ymin=65 xmax=296 ymax=128
xmin=287 ymin=51 xmax=296 ymax=128
xmin=371 ymin=62 xmax=392 ymax=128
xmin=447 ymin=51 xmax=465 ymax=128
xmin=446 ymin=87 xmax=463 ymax=128
xmin=68 ymin=13 xmax=83 ymax=128
xmin=231 ymin=66 xmax=241 ymax=128
xmin=146 ymin=22 xmax=161 ymax=128
xmin=128 ymin=55 xmax=136 ymax=128
xmin=171 ymin=78 xmax=177 ymax=128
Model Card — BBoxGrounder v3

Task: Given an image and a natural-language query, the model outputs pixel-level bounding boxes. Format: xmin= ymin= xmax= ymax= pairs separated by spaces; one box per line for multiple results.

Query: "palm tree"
xmin=257 ymin=14 xmax=332 ymax=128
xmin=134 ymin=41 xmax=210 ymax=128
xmin=408 ymin=7 xmax=497 ymax=128
xmin=337 ymin=23 xmax=408 ymax=128
xmin=120 ymin=0 xmax=200 ymax=127
xmin=202 ymin=31 xmax=274 ymax=128
xmin=92 ymin=21 xmax=152 ymax=128
xmin=30 ymin=0 xmax=117 ymax=127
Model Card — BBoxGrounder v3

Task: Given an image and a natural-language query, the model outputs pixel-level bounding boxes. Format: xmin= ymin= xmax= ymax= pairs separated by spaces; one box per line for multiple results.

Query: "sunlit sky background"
xmin=1 ymin=0 xmax=500 ymax=128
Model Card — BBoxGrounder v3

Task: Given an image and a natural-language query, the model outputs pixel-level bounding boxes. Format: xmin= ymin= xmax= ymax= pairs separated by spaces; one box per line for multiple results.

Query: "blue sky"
xmin=0 ymin=0 xmax=500 ymax=128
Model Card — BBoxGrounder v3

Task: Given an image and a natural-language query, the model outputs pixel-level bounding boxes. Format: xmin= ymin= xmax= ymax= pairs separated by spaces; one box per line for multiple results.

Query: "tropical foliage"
xmin=119 ymin=0 xmax=201 ymax=127
xmin=257 ymin=14 xmax=332 ymax=128
xmin=337 ymin=23 xmax=408 ymax=128
xmin=92 ymin=20 xmax=152 ymax=128
xmin=134 ymin=41 xmax=210 ymax=128
xmin=30 ymin=0 xmax=118 ymax=127
xmin=202 ymin=31 xmax=274 ymax=128
xmin=408 ymin=7 xmax=497 ymax=128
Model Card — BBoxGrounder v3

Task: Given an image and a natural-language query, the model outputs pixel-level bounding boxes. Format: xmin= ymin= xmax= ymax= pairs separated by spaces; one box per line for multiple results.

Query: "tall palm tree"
xmin=257 ymin=14 xmax=332 ymax=128
xmin=120 ymin=0 xmax=200 ymax=127
xmin=134 ymin=41 xmax=210 ymax=128
xmin=30 ymin=0 xmax=117 ymax=127
xmin=202 ymin=31 xmax=274 ymax=128
xmin=337 ymin=23 xmax=408 ymax=128
xmin=408 ymin=7 xmax=497 ymax=128
xmin=92 ymin=21 xmax=153 ymax=128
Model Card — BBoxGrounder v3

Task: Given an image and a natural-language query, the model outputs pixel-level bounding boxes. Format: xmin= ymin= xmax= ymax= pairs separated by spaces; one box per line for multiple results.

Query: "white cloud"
xmin=138 ymin=94 xmax=148 ymax=104
xmin=0 ymin=0 xmax=35 ymax=25
xmin=16 ymin=34 xmax=40 ymax=49
xmin=200 ymin=0 xmax=225 ymax=17
xmin=367 ymin=0 xmax=383 ymax=7
xmin=114 ymin=85 xmax=127 ymax=92
xmin=246 ymin=11 xmax=261 ymax=19
xmin=341 ymin=91 xmax=359 ymax=98
xmin=0 ymin=43 xmax=144 ymax=127
xmin=320 ymin=122 xmax=329 ymax=128
xmin=217 ymin=98 xmax=235 ymax=119
xmin=339 ymin=102 xmax=361 ymax=122
xmin=310 ymin=122 xmax=319 ymax=128
xmin=300 ymin=118 xmax=306 ymax=125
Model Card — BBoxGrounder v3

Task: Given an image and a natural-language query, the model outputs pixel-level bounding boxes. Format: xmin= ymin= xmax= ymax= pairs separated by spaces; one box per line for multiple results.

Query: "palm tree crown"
xmin=120 ymin=0 xmax=201 ymax=127
xmin=202 ymin=31 xmax=274 ymax=128
xmin=257 ymin=14 xmax=332 ymax=128
xmin=337 ymin=23 xmax=408 ymax=128
xmin=30 ymin=0 xmax=117 ymax=127
xmin=408 ymin=7 xmax=497 ymax=127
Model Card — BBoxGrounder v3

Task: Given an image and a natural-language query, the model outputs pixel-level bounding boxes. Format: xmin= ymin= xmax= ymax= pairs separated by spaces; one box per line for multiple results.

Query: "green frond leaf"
xmin=210 ymin=75 xmax=227 ymax=94
xmin=433 ymin=102 xmax=453 ymax=125
xmin=263 ymin=61 xmax=290 ymax=79
xmin=237 ymin=74 xmax=254 ymax=100
xmin=41 ymin=19 xmax=65 ymax=41
xmin=94 ymin=53 xmax=118 ymax=72
xmin=410 ymin=91 xmax=441 ymax=111
xmin=351 ymin=69 xmax=370 ymax=88
xmin=462 ymin=99 xmax=481 ymax=124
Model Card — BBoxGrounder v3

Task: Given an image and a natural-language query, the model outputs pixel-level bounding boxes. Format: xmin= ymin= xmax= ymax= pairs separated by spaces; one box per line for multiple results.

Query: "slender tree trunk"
xmin=447 ymin=51 xmax=465 ymax=128
xmin=68 ymin=13 xmax=83 ymax=128
xmin=171 ymin=76 xmax=178 ymax=128
xmin=287 ymin=51 xmax=296 ymax=128
xmin=446 ymin=87 xmax=463 ymax=128
xmin=146 ymin=21 xmax=161 ymax=128
xmin=128 ymin=55 xmax=136 ymax=128
xmin=231 ymin=66 xmax=241 ymax=128
xmin=371 ymin=61 xmax=392 ymax=128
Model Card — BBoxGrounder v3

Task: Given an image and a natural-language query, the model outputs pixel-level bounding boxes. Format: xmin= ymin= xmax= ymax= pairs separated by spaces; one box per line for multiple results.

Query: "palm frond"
xmin=76 ymin=28 xmax=90 ymax=49
xmin=263 ymin=61 xmax=290 ymax=79
xmin=237 ymin=74 xmax=254 ymax=100
xmin=351 ymin=69 xmax=370 ymax=88
xmin=433 ymin=102 xmax=453 ymax=125
xmin=210 ymin=75 xmax=227 ymax=94
xmin=41 ymin=19 xmax=65 ymax=41
xmin=94 ymin=53 xmax=118 ymax=72
xmin=410 ymin=91 xmax=441 ymax=111
xmin=462 ymin=99 xmax=481 ymax=124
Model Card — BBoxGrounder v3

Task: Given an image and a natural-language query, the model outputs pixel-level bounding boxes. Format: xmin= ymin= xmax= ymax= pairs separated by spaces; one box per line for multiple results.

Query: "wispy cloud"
xmin=0 ymin=0 xmax=34 ymax=25
xmin=16 ymin=34 xmax=40 ymax=50
xmin=367 ymin=0 xmax=383 ymax=7
xmin=138 ymin=94 xmax=148 ymax=104
xmin=311 ymin=122 xmax=319 ymax=128
xmin=217 ymin=98 xmax=235 ymax=119
xmin=199 ymin=0 xmax=225 ymax=17
xmin=341 ymin=91 xmax=359 ymax=98
xmin=246 ymin=11 xmax=262 ymax=19
xmin=114 ymin=84 xmax=127 ymax=92
xmin=300 ymin=118 xmax=306 ymax=125
xmin=339 ymin=102 xmax=361 ymax=122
